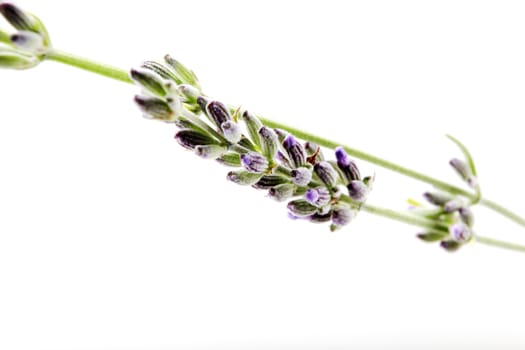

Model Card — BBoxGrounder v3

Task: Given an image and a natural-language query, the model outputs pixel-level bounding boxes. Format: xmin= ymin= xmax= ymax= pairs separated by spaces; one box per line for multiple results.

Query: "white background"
xmin=1 ymin=1 xmax=525 ymax=349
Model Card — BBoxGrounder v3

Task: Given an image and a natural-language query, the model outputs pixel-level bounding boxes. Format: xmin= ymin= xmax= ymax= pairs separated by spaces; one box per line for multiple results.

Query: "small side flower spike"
xmin=414 ymin=136 xmax=482 ymax=252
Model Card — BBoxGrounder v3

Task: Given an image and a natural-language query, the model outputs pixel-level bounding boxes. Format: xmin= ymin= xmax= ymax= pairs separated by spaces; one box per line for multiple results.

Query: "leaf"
xmin=417 ymin=232 xmax=448 ymax=242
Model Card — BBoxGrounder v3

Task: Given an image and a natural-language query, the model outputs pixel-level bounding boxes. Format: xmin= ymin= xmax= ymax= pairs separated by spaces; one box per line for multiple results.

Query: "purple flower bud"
xmin=197 ymin=96 xmax=210 ymax=113
xmin=216 ymin=152 xmax=241 ymax=167
xmin=175 ymin=129 xmax=218 ymax=150
xmin=206 ymin=100 xmax=231 ymax=128
xmin=449 ymin=223 xmax=472 ymax=243
xmin=305 ymin=187 xmax=331 ymax=207
xmin=130 ymin=68 xmax=168 ymax=97
xmin=194 ymin=144 xmax=226 ymax=159
xmin=0 ymin=48 xmax=39 ymax=69
xmin=331 ymin=205 xmax=355 ymax=231
xmin=227 ymin=170 xmax=263 ymax=186
xmin=268 ymin=184 xmax=295 ymax=202
xmin=308 ymin=212 xmax=332 ymax=223
xmin=283 ymin=135 xmax=306 ymax=168
xmin=287 ymin=199 xmax=318 ymax=217
xmin=10 ymin=31 xmax=43 ymax=53
xmin=335 ymin=147 xmax=350 ymax=166
xmin=178 ymin=84 xmax=201 ymax=102
xmin=440 ymin=240 xmax=461 ymax=252
xmin=0 ymin=2 xmax=38 ymax=32
xmin=444 ymin=199 xmax=462 ymax=213
xmin=416 ymin=232 xmax=447 ymax=242
xmin=134 ymin=95 xmax=173 ymax=121
xmin=449 ymin=158 xmax=469 ymax=179
xmin=241 ymin=152 xmax=269 ymax=173
xmin=175 ymin=116 xmax=202 ymax=131
xmin=314 ymin=161 xmax=339 ymax=188
xmin=305 ymin=189 xmax=318 ymax=204
xmin=459 ymin=207 xmax=474 ymax=227
xmin=220 ymin=121 xmax=242 ymax=144
xmin=290 ymin=167 xmax=312 ymax=187
xmin=423 ymin=192 xmax=453 ymax=206
xmin=347 ymin=180 xmax=368 ymax=202
xmin=242 ymin=111 xmax=263 ymax=148
xmin=237 ymin=136 xmax=258 ymax=152
xmin=450 ymin=158 xmax=477 ymax=189
xmin=141 ymin=60 xmax=178 ymax=82
xmin=258 ymin=126 xmax=279 ymax=160
xmin=335 ymin=147 xmax=361 ymax=183
xmin=252 ymin=175 xmax=289 ymax=189
xmin=166 ymin=95 xmax=182 ymax=116
xmin=276 ymin=151 xmax=292 ymax=168
xmin=274 ymin=128 xmax=289 ymax=143
xmin=164 ymin=54 xmax=201 ymax=88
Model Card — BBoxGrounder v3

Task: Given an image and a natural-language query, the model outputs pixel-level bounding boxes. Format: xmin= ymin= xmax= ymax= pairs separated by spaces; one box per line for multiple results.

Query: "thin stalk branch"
xmin=360 ymin=203 xmax=450 ymax=233
xmin=476 ymin=235 xmax=525 ymax=254
xmin=46 ymin=49 xmax=132 ymax=84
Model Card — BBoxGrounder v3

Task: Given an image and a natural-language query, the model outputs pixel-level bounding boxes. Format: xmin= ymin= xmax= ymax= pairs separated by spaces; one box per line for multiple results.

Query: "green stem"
xmin=46 ymin=49 xmax=133 ymax=84
xmin=43 ymin=49 xmax=525 ymax=234
xmin=480 ymin=198 xmax=525 ymax=227
xmin=475 ymin=235 xmax=525 ymax=253
xmin=360 ymin=203 xmax=449 ymax=233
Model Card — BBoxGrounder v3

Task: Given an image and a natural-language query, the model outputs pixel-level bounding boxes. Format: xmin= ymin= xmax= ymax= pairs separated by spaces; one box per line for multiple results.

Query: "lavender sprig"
xmin=130 ymin=55 xmax=489 ymax=244
xmin=2 ymin=2 xmax=525 ymax=253
xmin=124 ymin=55 xmax=517 ymax=249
